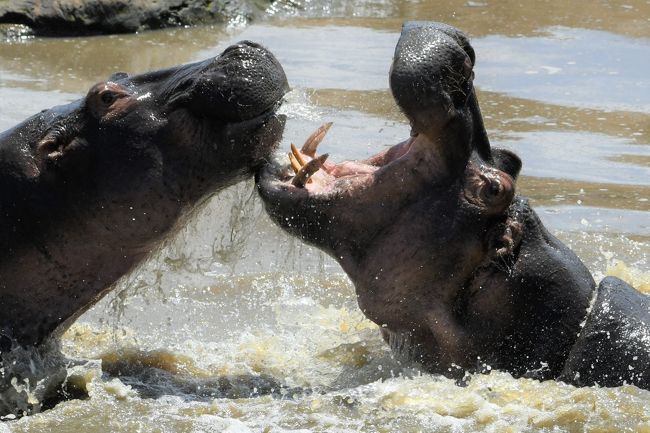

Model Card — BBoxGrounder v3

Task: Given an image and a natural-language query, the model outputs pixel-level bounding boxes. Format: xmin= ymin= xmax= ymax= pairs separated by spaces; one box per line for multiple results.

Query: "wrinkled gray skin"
xmin=0 ymin=40 xmax=288 ymax=351
xmin=258 ymin=22 xmax=650 ymax=389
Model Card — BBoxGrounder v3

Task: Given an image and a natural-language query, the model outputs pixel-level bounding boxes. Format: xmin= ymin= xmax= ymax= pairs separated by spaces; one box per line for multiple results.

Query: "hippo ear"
xmin=37 ymin=125 xmax=71 ymax=160
xmin=491 ymin=148 xmax=522 ymax=180
xmin=37 ymin=124 xmax=85 ymax=163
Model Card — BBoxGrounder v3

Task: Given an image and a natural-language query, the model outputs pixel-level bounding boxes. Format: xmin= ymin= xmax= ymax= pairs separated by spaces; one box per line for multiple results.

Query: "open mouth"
xmin=257 ymin=20 xmax=523 ymax=250
xmin=274 ymin=122 xmax=416 ymax=195
xmin=267 ymin=117 xmax=517 ymax=220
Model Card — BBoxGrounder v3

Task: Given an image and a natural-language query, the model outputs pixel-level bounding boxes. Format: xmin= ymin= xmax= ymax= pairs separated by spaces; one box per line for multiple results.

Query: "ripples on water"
xmin=1 ymin=0 xmax=649 ymax=431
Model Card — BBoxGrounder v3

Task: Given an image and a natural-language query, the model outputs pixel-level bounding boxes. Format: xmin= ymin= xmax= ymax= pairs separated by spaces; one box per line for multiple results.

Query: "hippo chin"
xmin=257 ymin=22 xmax=650 ymax=389
xmin=1 ymin=41 xmax=288 ymax=352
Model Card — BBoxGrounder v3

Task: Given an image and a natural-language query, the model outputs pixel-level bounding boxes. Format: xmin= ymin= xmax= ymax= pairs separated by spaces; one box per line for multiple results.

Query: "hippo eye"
xmin=464 ymin=166 xmax=514 ymax=215
xmin=477 ymin=174 xmax=505 ymax=204
xmin=100 ymin=91 xmax=117 ymax=105
xmin=484 ymin=180 xmax=501 ymax=198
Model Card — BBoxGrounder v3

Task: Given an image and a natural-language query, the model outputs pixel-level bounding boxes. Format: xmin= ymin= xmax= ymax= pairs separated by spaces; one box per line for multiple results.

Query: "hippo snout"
xmin=390 ymin=22 xmax=476 ymax=136
xmin=188 ymin=41 xmax=289 ymax=123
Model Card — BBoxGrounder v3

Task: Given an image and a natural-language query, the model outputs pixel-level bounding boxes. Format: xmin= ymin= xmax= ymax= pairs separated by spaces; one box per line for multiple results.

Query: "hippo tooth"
xmin=291 ymin=153 xmax=329 ymax=188
xmin=301 ymin=122 xmax=333 ymax=157
xmin=290 ymin=143 xmax=306 ymax=166
xmin=289 ymin=144 xmax=314 ymax=184
xmin=288 ymin=152 xmax=302 ymax=174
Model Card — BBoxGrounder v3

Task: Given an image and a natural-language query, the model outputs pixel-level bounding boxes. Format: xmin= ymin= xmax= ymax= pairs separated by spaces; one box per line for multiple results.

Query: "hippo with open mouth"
xmin=0 ymin=41 xmax=287 ymax=354
xmin=257 ymin=22 xmax=650 ymax=389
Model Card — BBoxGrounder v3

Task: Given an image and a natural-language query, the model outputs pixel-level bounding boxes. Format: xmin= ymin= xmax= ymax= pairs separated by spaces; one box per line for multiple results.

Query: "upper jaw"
xmin=390 ymin=23 xmax=475 ymax=126
xmin=258 ymin=21 xmax=504 ymax=212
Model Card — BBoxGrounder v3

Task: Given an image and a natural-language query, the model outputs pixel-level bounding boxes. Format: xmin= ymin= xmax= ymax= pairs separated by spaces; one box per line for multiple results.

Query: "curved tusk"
xmin=288 ymin=151 xmax=302 ymax=174
xmin=290 ymin=143 xmax=307 ymax=166
xmin=292 ymin=154 xmax=329 ymax=188
xmin=301 ymin=122 xmax=333 ymax=157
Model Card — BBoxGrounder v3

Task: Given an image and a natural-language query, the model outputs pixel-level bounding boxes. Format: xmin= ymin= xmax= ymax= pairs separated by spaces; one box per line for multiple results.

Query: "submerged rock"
xmin=0 ymin=0 xmax=276 ymax=36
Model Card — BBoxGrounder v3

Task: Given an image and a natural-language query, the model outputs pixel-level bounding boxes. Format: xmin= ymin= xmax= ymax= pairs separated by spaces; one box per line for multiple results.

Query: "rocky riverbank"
xmin=0 ymin=0 xmax=277 ymax=36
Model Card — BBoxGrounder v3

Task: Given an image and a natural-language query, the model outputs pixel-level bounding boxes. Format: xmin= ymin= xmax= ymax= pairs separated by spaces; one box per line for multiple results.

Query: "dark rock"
xmin=0 ymin=0 xmax=275 ymax=36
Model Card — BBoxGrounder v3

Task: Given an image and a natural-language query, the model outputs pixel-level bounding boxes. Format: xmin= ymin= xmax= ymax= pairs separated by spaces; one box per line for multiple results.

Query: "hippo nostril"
xmin=462 ymin=44 xmax=476 ymax=66
xmin=239 ymin=40 xmax=263 ymax=49
xmin=221 ymin=40 xmax=262 ymax=57
xmin=109 ymin=72 xmax=129 ymax=82
xmin=462 ymin=56 xmax=473 ymax=81
xmin=221 ymin=44 xmax=244 ymax=57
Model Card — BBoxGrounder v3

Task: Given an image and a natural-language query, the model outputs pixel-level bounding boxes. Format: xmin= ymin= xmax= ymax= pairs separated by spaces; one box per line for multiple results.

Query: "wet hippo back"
xmin=560 ymin=276 xmax=650 ymax=388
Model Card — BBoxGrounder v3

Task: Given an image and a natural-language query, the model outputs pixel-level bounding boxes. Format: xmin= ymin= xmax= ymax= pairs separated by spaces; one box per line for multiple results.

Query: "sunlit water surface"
xmin=1 ymin=0 xmax=649 ymax=431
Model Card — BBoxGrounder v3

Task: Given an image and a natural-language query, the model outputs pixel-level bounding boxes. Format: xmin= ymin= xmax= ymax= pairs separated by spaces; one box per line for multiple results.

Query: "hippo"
xmin=257 ymin=22 xmax=650 ymax=389
xmin=0 ymin=41 xmax=287 ymax=355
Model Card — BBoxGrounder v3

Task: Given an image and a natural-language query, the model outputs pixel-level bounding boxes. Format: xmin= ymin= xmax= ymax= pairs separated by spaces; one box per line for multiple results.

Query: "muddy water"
xmin=1 ymin=0 xmax=649 ymax=431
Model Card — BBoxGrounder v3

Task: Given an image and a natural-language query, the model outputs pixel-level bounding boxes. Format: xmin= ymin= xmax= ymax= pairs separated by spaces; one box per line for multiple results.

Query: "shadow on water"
xmin=97 ymin=345 xmax=431 ymax=403
xmin=101 ymin=350 xmax=304 ymax=401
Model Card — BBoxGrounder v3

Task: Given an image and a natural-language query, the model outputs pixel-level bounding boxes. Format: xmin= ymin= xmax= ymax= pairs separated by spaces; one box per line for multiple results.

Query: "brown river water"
xmin=1 ymin=0 xmax=649 ymax=431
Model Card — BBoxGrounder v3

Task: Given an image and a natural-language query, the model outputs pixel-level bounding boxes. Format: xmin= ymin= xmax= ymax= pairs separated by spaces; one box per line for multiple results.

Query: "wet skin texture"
xmin=258 ymin=22 xmax=650 ymax=389
xmin=0 ymin=41 xmax=288 ymax=351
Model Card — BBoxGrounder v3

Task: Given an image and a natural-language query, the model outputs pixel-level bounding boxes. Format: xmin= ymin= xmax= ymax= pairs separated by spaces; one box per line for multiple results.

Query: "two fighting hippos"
xmin=1 ymin=22 xmax=648 ymax=412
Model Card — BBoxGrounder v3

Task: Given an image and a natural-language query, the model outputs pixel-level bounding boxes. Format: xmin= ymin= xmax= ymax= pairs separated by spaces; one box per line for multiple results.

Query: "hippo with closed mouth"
xmin=0 ymin=40 xmax=288 ymax=352
xmin=257 ymin=22 xmax=650 ymax=389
